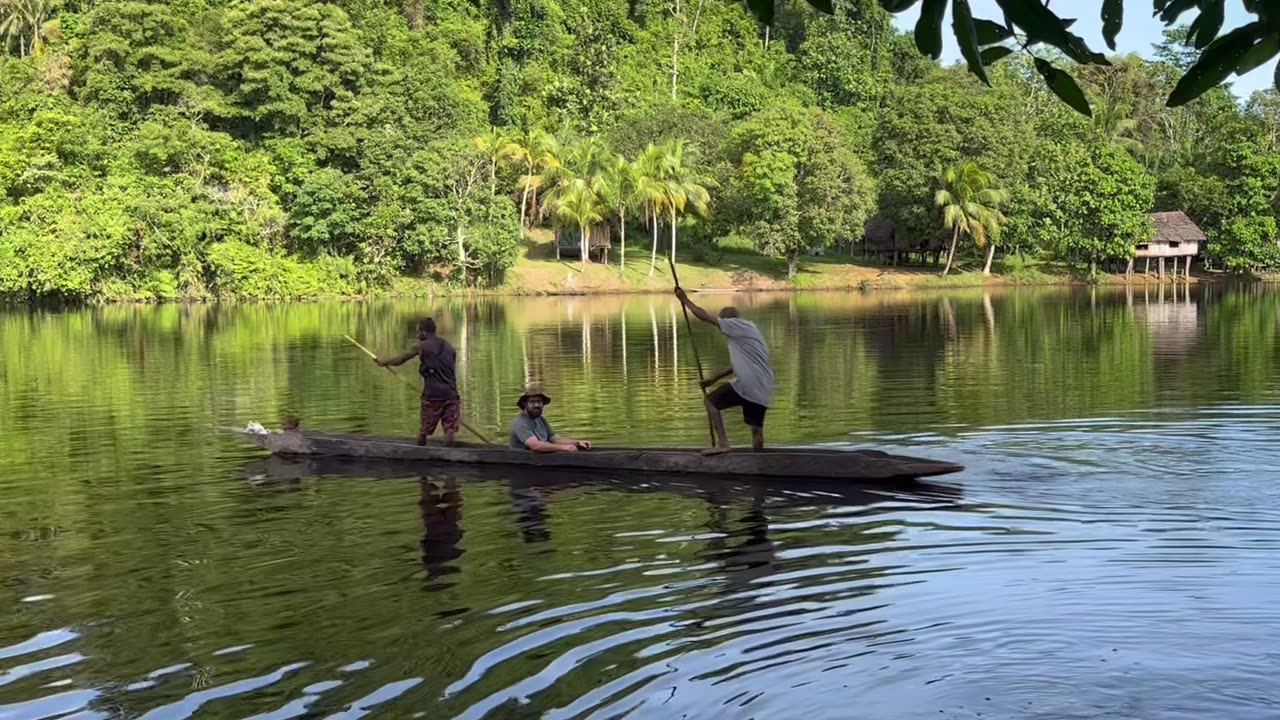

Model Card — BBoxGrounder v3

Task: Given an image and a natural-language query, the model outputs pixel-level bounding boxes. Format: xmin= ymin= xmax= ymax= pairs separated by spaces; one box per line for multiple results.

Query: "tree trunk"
xmin=942 ymin=226 xmax=960 ymax=276
xmin=787 ymin=251 xmax=798 ymax=280
xmin=456 ymin=223 xmax=467 ymax=282
xmin=648 ymin=213 xmax=659 ymax=276
xmin=403 ymin=0 xmax=424 ymax=30
xmin=619 ymin=207 xmax=626 ymax=273
xmin=982 ymin=243 xmax=995 ymax=275
xmin=580 ymin=226 xmax=588 ymax=272
xmin=519 ymin=184 xmax=530 ymax=228
xmin=670 ymin=0 xmax=681 ymax=100
xmin=670 ymin=206 xmax=678 ymax=268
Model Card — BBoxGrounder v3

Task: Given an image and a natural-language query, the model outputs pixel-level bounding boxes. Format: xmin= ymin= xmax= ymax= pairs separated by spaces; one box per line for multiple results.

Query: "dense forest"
xmin=1 ymin=0 xmax=1279 ymax=300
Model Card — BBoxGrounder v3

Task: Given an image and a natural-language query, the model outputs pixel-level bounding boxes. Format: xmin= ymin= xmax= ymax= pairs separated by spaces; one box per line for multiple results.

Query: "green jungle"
xmin=2 ymin=0 xmax=1279 ymax=301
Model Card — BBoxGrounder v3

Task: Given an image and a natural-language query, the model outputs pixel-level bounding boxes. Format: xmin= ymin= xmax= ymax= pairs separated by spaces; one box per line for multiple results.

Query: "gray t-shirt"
xmin=510 ymin=413 xmax=556 ymax=449
xmin=719 ymin=317 xmax=774 ymax=407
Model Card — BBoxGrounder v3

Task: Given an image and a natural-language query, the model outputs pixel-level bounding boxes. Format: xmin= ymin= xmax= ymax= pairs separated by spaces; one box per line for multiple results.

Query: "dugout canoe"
xmin=227 ymin=426 xmax=963 ymax=481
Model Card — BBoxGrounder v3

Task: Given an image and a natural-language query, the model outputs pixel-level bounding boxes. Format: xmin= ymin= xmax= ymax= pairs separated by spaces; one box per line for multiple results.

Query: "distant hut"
xmin=556 ymin=223 xmax=612 ymax=262
xmin=863 ymin=218 xmax=898 ymax=265
xmin=1133 ymin=211 xmax=1205 ymax=281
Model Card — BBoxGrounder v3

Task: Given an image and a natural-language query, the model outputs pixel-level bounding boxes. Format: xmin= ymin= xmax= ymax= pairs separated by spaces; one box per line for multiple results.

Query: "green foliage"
xmin=741 ymin=0 xmax=1280 ymax=114
xmin=1013 ymin=142 xmax=1156 ymax=268
xmin=205 ymin=240 xmax=359 ymax=298
xmin=935 ymin=160 xmax=1007 ymax=275
xmin=3 ymin=0 xmax=1280 ymax=300
xmin=726 ymin=101 xmax=872 ymax=277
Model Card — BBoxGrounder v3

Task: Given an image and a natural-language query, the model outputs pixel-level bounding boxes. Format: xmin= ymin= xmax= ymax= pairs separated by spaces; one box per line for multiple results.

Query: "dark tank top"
xmin=418 ymin=336 xmax=458 ymax=400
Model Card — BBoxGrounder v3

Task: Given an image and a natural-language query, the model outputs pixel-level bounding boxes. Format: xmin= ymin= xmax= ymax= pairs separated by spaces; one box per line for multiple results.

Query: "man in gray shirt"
xmin=509 ymin=383 xmax=592 ymax=452
xmin=675 ymin=288 xmax=775 ymax=454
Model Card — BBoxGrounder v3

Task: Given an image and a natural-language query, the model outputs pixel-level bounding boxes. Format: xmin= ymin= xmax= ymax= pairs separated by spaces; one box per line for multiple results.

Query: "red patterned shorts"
xmin=420 ymin=398 xmax=461 ymax=437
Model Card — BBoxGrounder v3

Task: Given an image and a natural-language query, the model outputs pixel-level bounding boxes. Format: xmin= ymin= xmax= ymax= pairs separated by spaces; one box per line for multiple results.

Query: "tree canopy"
xmin=744 ymin=0 xmax=1280 ymax=115
xmin=1 ymin=0 xmax=1278 ymax=300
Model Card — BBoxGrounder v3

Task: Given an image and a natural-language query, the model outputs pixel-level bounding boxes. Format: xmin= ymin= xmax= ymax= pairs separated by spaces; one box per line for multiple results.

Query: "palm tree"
xmin=659 ymin=140 xmax=711 ymax=269
xmin=1 ymin=0 xmax=56 ymax=57
xmin=472 ymin=126 xmax=509 ymax=196
xmin=553 ymin=177 xmax=604 ymax=272
xmin=595 ymin=155 xmax=638 ymax=273
xmin=1092 ymin=97 xmax=1144 ymax=154
xmin=934 ymin=161 xmax=1008 ymax=276
xmin=634 ymin=144 xmax=670 ymax=277
xmin=499 ymin=127 xmax=552 ymax=228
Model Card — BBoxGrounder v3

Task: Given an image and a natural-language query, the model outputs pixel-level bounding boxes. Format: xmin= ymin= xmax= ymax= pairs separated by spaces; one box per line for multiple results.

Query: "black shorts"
xmin=707 ymin=384 xmax=767 ymax=428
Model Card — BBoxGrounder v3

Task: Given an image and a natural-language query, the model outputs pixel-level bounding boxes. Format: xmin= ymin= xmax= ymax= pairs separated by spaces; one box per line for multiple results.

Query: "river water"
xmin=3 ymin=285 xmax=1280 ymax=719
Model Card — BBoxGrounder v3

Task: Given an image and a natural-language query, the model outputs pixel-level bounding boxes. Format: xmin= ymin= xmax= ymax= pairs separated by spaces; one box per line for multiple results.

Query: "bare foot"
xmin=700 ymin=446 xmax=732 ymax=456
xmin=416 ymin=435 xmax=428 ymax=447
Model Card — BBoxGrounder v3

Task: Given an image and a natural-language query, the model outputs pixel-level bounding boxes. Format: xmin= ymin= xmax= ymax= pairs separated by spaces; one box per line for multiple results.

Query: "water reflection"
xmin=7 ymin=288 xmax=1280 ymax=719
xmin=420 ymin=478 xmax=465 ymax=585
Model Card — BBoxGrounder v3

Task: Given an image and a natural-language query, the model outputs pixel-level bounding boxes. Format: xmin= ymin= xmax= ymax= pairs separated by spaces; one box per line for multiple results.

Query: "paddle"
xmin=667 ymin=255 xmax=718 ymax=448
xmin=342 ymin=334 xmax=493 ymax=445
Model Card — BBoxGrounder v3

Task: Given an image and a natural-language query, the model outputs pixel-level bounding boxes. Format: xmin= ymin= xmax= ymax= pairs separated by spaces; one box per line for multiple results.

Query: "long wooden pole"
xmin=667 ymin=256 xmax=717 ymax=447
xmin=342 ymin=334 xmax=493 ymax=445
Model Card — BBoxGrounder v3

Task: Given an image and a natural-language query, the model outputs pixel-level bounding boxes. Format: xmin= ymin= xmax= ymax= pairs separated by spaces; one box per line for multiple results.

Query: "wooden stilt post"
xmin=1126 ymin=257 xmax=1134 ymax=281
xmin=1159 ymin=257 xmax=1166 ymax=282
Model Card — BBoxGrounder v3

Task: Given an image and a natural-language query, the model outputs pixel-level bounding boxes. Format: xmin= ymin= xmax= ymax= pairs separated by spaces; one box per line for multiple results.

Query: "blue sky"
xmin=893 ymin=0 xmax=1278 ymax=99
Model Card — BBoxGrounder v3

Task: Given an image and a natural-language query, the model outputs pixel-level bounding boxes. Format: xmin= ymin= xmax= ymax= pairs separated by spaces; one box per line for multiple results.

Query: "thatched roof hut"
xmin=863 ymin=218 xmax=896 ymax=254
xmin=1138 ymin=212 xmax=1205 ymax=258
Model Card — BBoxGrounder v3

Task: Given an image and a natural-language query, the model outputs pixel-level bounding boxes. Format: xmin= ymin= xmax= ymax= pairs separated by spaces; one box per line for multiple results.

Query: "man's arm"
xmin=674 ymin=288 xmax=718 ymax=326
xmin=701 ymin=367 xmax=733 ymax=388
xmin=523 ymin=436 xmax=579 ymax=453
xmin=550 ymin=434 xmax=592 ymax=450
xmin=376 ymin=347 xmax=418 ymax=367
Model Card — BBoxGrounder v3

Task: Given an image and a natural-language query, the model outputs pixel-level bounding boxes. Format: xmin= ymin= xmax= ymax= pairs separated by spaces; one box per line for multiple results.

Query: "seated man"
xmin=509 ymin=384 xmax=592 ymax=453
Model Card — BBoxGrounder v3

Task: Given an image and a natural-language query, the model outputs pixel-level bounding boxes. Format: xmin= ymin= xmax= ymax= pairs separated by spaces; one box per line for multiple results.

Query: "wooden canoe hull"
xmin=228 ymin=428 xmax=964 ymax=481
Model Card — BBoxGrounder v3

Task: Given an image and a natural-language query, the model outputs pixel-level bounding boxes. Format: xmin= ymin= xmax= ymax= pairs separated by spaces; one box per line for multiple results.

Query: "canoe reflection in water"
xmin=243 ymin=455 xmax=962 ymax=595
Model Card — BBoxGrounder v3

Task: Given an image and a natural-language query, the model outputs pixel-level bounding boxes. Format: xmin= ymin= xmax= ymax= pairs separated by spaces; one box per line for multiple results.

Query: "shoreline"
xmin=4 ymin=269 xmax=1260 ymax=306
xmin=3 ymin=239 xmax=1269 ymax=305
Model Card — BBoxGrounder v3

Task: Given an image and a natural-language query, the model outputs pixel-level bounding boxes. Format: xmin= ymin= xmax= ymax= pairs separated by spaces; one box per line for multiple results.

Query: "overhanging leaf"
xmin=980 ymin=45 xmax=1015 ymax=64
xmin=1236 ymin=33 xmax=1280 ymax=75
xmin=1102 ymin=0 xmax=1123 ymax=50
xmin=1194 ymin=0 xmax=1225 ymax=49
xmin=915 ymin=0 xmax=947 ymax=59
xmin=1159 ymin=0 xmax=1196 ymax=25
xmin=1168 ymin=22 xmax=1265 ymax=107
xmin=996 ymin=0 xmax=1109 ymax=66
xmin=878 ymin=0 xmax=921 ymax=11
xmin=806 ymin=0 xmax=834 ymax=14
xmin=747 ymin=0 xmax=774 ymax=26
xmin=952 ymin=0 xmax=989 ymax=85
xmin=1034 ymin=57 xmax=1092 ymax=116
xmin=974 ymin=18 xmax=1012 ymax=45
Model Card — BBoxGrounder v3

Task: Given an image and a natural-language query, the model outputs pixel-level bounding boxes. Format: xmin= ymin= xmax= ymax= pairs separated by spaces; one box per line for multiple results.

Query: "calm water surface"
xmin=3 ymin=286 xmax=1280 ymax=719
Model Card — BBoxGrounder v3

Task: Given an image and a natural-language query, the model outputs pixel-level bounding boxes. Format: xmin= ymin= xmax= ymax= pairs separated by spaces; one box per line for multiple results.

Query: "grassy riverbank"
xmin=383 ymin=233 xmax=1214 ymax=299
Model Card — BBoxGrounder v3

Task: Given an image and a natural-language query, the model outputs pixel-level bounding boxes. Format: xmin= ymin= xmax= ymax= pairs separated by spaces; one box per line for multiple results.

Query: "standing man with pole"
xmin=673 ymin=288 xmax=774 ymax=454
xmin=376 ymin=318 xmax=462 ymax=447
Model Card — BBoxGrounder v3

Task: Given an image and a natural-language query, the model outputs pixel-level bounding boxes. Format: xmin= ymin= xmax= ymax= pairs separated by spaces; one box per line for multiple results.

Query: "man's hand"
xmin=674 ymin=287 xmax=688 ymax=303
xmin=374 ymin=357 xmax=389 ymax=367
xmin=700 ymin=379 xmax=714 ymax=389
xmin=562 ymin=443 xmax=579 ymax=453
xmin=575 ymin=440 xmax=592 ymax=450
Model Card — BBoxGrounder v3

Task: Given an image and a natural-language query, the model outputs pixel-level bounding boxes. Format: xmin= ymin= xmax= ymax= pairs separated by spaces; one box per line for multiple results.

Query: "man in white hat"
xmin=509 ymin=383 xmax=592 ymax=453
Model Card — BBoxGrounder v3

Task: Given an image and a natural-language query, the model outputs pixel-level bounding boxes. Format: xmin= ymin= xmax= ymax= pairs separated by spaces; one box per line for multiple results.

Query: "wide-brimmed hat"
xmin=516 ymin=383 xmax=552 ymax=408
